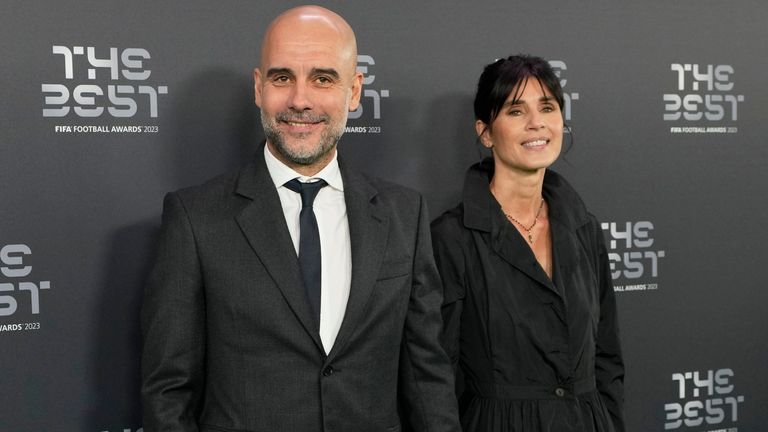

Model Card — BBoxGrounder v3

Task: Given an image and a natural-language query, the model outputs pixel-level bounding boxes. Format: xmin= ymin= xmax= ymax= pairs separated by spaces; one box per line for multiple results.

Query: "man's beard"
xmin=262 ymin=110 xmax=346 ymax=166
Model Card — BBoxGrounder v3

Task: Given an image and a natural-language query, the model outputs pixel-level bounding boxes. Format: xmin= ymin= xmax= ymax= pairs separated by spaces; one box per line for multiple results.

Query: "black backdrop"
xmin=2 ymin=1 xmax=766 ymax=431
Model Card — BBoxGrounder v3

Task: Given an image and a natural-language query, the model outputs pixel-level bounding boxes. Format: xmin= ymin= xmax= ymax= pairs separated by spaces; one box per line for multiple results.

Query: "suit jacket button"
xmin=554 ymin=387 xmax=566 ymax=397
xmin=322 ymin=366 xmax=334 ymax=377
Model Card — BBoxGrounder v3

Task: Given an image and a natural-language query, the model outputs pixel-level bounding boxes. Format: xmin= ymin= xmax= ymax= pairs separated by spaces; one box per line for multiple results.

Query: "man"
xmin=141 ymin=5 xmax=460 ymax=432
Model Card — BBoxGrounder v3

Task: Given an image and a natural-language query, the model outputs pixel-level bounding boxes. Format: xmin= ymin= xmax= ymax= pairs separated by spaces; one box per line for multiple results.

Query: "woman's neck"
xmin=489 ymin=167 xmax=546 ymax=217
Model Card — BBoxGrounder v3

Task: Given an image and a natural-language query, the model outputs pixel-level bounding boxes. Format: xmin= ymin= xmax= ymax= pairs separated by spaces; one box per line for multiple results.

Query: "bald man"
xmin=141 ymin=6 xmax=460 ymax=432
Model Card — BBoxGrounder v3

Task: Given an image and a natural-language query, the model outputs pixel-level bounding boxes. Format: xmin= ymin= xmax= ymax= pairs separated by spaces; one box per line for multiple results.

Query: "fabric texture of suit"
xmin=141 ymin=146 xmax=460 ymax=432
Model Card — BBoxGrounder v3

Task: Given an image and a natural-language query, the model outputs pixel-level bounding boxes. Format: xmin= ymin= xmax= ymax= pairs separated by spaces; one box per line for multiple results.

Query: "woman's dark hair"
xmin=473 ymin=54 xmax=564 ymax=128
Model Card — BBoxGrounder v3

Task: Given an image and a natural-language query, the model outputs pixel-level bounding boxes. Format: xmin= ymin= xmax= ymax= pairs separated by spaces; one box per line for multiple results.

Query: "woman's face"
xmin=477 ymin=78 xmax=563 ymax=175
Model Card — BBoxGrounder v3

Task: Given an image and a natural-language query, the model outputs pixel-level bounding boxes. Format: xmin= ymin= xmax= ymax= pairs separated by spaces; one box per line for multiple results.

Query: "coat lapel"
xmin=463 ymin=161 xmax=562 ymax=300
xmin=233 ymin=157 xmax=325 ymax=353
xmin=326 ymin=164 xmax=388 ymax=360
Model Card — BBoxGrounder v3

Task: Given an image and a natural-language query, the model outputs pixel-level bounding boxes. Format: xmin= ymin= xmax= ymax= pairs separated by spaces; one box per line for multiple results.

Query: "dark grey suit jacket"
xmin=141 ymin=148 xmax=460 ymax=432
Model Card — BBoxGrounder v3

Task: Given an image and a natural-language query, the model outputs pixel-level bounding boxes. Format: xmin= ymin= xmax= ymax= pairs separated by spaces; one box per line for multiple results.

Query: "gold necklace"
xmin=504 ymin=198 xmax=545 ymax=244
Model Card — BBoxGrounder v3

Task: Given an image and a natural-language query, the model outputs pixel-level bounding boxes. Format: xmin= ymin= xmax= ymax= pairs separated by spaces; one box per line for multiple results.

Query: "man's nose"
xmin=288 ymin=81 xmax=312 ymax=111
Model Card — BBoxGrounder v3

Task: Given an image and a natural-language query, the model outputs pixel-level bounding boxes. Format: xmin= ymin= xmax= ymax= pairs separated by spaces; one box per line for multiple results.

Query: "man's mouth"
xmin=277 ymin=112 xmax=327 ymax=126
xmin=285 ymin=120 xmax=320 ymax=126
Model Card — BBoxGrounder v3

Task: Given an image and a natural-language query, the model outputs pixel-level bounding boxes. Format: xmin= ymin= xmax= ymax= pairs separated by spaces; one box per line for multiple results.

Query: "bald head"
xmin=253 ymin=6 xmax=363 ymax=176
xmin=260 ymin=5 xmax=358 ymax=75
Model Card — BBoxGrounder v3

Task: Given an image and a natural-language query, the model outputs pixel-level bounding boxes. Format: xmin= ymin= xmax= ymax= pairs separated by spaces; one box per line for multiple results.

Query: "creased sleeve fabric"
xmin=398 ymin=195 xmax=462 ymax=432
xmin=591 ymin=216 xmax=625 ymax=432
xmin=141 ymin=192 xmax=206 ymax=432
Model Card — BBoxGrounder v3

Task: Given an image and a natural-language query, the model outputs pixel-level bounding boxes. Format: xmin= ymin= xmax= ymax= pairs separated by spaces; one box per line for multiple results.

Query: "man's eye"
xmin=273 ymin=75 xmax=290 ymax=83
xmin=315 ymin=76 xmax=333 ymax=85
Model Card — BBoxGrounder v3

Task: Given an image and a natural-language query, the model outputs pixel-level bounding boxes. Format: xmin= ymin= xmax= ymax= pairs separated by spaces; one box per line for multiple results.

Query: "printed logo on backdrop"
xmin=664 ymin=368 xmax=746 ymax=431
xmin=548 ymin=60 xmax=579 ymax=125
xmin=601 ymin=221 xmax=666 ymax=293
xmin=663 ymin=63 xmax=744 ymax=134
xmin=41 ymin=45 xmax=168 ymax=134
xmin=0 ymin=244 xmax=52 ymax=333
xmin=345 ymin=55 xmax=390 ymax=134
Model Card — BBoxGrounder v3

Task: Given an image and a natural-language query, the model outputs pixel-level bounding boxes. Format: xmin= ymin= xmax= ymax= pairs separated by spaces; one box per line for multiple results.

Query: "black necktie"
xmin=284 ymin=178 xmax=327 ymax=328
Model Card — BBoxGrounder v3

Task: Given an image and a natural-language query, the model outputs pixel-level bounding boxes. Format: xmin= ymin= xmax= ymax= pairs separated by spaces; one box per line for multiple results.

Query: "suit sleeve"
xmin=592 ymin=218 xmax=625 ymax=432
xmin=398 ymin=196 xmax=461 ymax=432
xmin=141 ymin=192 xmax=205 ymax=432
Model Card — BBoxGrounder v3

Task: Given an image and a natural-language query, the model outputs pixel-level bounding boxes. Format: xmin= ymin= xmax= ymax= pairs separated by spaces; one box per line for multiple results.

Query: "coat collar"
xmin=460 ymin=159 xmax=591 ymax=304
xmin=462 ymin=158 xmax=590 ymax=234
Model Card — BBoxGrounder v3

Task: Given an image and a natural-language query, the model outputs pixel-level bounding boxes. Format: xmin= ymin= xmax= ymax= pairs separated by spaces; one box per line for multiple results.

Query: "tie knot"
xmin=284 ymin=178 xmax=328 ymax=207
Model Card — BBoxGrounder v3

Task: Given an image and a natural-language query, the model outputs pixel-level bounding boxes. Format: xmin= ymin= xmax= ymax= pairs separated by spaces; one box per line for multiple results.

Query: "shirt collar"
xmin=263 ymin=143 xmax=344 ymax=192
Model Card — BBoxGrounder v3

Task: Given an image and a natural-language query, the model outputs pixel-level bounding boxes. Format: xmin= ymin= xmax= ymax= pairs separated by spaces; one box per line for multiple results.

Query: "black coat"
xmin=431 ymin=160 xmax=624 ymax=432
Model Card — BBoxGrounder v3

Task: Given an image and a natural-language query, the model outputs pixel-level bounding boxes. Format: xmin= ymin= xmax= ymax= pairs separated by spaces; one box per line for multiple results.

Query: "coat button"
xmin=555 ymin=387 xmax=566 ymax=397
xmin=322 ymin=366 xmax=334 ymax=377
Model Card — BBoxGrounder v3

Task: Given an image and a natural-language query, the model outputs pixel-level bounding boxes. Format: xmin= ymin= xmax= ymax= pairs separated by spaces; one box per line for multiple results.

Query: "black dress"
xmin=431 ymin=161 xmax=624 ymax=432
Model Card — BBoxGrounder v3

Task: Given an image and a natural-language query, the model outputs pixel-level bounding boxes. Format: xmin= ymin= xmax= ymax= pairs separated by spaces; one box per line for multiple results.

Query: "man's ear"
xmin=347 ymin=71 xmax=363 ymax=111
xmin=254 ymin=68 xmax=263 ymax=107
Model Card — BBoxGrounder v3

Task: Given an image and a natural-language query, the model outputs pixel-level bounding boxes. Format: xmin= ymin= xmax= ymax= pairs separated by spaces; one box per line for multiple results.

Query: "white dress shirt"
xmin=263 ymin=145 xmax=351 ymax=354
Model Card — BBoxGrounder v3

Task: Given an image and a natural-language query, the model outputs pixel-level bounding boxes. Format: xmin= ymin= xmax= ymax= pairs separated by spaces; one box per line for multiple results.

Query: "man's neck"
xmin=265 ymin=141 xmax=336 ymax=177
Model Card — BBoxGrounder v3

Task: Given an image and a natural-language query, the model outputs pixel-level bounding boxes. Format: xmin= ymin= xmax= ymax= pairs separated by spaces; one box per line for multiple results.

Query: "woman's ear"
xmin=475 ymin=120 xmax=492 ymax=148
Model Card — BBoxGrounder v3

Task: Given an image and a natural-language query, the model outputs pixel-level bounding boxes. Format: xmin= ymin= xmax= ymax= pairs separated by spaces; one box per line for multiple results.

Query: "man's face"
xmin=254 ymin=16 xmax=362 ymax=172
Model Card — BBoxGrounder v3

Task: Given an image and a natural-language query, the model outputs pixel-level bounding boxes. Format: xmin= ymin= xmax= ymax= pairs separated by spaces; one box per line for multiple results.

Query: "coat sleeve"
xmin=397 ymin=195 xmax=461 ymax=432
xmin=592 ymin=218 xmax=625 ymax=432
xmin=430 ymin=212 xmax=466 ymax=395
xmin=141 ymin=192 xmax=205 ymax=432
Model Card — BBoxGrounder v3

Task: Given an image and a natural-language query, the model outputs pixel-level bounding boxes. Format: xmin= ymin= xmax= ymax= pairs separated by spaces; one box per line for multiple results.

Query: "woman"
xmin=432 ymin=55 xmax=624 ymax=431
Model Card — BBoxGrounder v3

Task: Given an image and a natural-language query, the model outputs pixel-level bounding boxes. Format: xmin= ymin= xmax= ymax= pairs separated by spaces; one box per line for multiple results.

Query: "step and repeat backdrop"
xmin=2 ymin=1 xmax=766 ymax=431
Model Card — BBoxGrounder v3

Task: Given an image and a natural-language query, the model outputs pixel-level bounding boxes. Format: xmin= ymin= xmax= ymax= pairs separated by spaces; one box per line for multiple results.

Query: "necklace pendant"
xmin=528 ymin=234 xmax=533 ymax=243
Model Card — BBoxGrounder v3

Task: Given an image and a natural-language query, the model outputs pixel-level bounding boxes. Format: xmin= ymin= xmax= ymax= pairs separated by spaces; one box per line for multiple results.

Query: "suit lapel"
xmin=326 ymin=165 xmax=388 ymax=360
xmin=234 ymin=156 xmax=324 ymax=353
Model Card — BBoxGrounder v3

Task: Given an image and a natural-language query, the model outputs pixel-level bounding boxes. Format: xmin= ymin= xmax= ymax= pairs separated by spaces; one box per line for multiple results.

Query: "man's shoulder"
xmin=173 ymin=168 xmax=239 ymax=201
xmin=166 ymin=164 xmax=253 ymax=216
xmin=368 ymin=175 xmax=421 ymax=200
xmin=342 ymin=165 xmax=421 ymax=204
